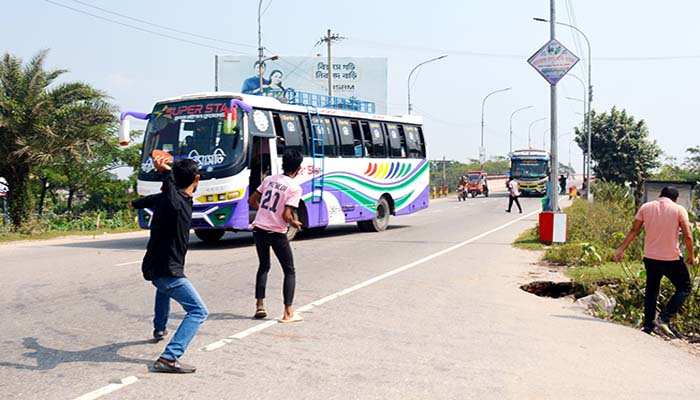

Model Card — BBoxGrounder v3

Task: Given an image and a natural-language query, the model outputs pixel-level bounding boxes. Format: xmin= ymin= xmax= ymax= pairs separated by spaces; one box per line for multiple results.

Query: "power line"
xmin=353 ymin=37 xmax=700 ymax=62
xmin=66 ymin=0 xmax=256 ymax=49
xmin=44 ymin=0 xmax=251 ymax=54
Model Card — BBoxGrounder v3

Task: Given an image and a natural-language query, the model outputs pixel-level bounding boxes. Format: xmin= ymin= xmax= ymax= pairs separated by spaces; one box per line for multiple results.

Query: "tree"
xmin=0 ymin=50 xmax=115 ymax=228
xmin=685 ymin=146 xmax=700 ymax=177
xmin=575 ymin=107 xmax=661 ymax=202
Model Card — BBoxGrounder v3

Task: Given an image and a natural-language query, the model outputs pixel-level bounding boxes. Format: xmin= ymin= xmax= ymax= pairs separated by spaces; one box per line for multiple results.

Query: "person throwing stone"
xmin=129 ymin=155 xmax=208 ymax=373
xmin=248 ymin=148 xmax=304 ymax=323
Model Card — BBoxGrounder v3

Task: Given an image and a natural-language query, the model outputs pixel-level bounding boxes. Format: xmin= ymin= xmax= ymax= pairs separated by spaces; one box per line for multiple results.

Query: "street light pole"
xmin=528 ymin=117 xmax=547 ymax=148
xmin=535 ymin=16 xmax=592 ymax=201
xmin=509 ymin=105 xmax=533 ymax=154
xmin=257 ymin=0 xmax=264 ymax=93
xmin=480 ymin=87 xmax=511 ymax=165
xmin=407 ymin=55 xmax=448 ymax=114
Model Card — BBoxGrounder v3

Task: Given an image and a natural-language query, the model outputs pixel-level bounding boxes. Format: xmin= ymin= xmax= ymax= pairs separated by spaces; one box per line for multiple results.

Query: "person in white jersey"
xmin=506 ymin=177 xmax=522 ymax=213
xmin=248 ymin=148 xmax=304 ymax=323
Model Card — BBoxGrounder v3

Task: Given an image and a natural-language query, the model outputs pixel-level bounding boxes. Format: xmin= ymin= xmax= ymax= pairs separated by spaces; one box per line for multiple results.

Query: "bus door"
xmin=248 ymin=133 xmax=278 ymax=202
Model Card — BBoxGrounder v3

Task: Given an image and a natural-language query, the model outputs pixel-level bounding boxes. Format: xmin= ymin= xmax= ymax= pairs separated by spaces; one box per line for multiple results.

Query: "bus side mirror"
xmin=119 ymin=119 xmax=130 ymax=146
xmin=119 ymin=111 xmax=151 ymax=147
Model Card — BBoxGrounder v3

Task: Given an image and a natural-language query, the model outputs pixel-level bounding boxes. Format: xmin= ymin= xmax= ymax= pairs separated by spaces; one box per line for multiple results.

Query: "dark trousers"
xmin=253 ymin=228 xmax=296 ymax=305
xmin=643 ymin=257 xmax=692 ymax=330
xmin=507 ymin=195 xmax=522 ymax=212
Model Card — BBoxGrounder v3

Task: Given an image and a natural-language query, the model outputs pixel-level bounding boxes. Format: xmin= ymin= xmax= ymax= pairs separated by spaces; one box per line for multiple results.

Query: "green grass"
xmin=513 ymin=226 xmax=547 ymax=250
xmin=565 ymin=261 xmax=644 ymax=287
xmin=0 ymin=226 xmax=141 ymax=243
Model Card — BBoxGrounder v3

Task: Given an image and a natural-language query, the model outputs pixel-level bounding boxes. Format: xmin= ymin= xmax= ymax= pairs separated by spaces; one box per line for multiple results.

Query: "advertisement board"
xmin=215 ymin=55 xmax=388 ymax=113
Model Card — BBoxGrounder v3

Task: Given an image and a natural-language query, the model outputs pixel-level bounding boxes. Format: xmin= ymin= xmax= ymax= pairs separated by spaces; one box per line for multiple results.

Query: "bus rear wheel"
xmin=194 ymin=229 xmax=225 ymax=243
xmin=357 ymin=197 xmax=390 ymax=232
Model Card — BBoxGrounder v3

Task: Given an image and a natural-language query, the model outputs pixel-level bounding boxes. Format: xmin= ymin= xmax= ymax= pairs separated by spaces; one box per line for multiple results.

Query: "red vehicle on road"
xmin=466 ymin=171 xmax=489 ymax=198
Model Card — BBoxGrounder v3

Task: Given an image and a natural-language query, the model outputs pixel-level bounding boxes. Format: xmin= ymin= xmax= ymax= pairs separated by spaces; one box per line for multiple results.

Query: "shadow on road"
xmin=48 ymin=224 xmax=411 ymax=251
xmin=0 ymin=337 xmax=153 ymax=371
xmin=49 ymin=236 xmax=148 ymax=250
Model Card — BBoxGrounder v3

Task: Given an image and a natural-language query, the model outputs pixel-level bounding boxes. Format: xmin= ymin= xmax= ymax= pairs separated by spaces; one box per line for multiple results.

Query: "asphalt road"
xmin=2 ymin=186 xmax=700 ymax=400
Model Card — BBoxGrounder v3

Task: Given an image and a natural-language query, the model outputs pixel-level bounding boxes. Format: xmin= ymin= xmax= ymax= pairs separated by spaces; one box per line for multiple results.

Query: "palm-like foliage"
xmin=0 ymin=50 xmax=116 ymax=227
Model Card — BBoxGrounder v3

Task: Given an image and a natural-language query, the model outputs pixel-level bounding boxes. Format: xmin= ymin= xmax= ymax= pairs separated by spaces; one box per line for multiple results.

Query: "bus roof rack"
xmin=256 ymin=90 xmax=376 ymax=114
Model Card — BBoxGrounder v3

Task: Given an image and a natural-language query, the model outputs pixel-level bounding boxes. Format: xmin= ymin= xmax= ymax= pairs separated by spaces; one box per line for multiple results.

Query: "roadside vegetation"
xmin=0 ymin=50 xmax=142 ymax=240
xmin=517 ymin=106 xmax=700 ymax=336
xmin=520 ymin=181 xmax=700 ymax=336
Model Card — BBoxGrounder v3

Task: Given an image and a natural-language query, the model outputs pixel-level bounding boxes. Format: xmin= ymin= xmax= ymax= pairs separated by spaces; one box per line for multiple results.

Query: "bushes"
xmin=542 ymin=181 xmax=700 ymax=336
xmin=40 ymin=210 xmax=138 ymax=233
xmin=543 ymin=182 xmax=642 ymax=266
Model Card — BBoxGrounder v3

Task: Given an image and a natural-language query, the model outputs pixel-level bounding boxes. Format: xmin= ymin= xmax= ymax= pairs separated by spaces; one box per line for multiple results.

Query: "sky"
xmin=4 ymin=0 xmax=700 ymax=174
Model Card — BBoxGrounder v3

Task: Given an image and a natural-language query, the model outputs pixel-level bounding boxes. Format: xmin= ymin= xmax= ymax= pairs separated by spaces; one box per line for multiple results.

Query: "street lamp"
xmin=480 ymin=87 xmax=512 ymax=164
xmin=407 ymin=55 xmax=448 ymax=114
xmin=528 ymin=117 xmax=547 ymax=148
xmin=509 ymin=105 xmax=533 ymax=154
xmin=534 ymin=17 xmax=592 ymax=200
xmin=566 ymin=73 xmax=588 ymax=190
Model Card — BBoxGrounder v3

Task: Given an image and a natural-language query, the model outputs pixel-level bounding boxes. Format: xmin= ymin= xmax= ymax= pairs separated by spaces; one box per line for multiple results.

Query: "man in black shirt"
xmin=129 ymin=156 xmax=208 ymax=374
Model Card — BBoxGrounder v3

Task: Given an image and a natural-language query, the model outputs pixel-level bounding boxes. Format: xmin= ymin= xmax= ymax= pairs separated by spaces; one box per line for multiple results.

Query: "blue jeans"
xmin=152 ymin=277 xmax=208 ymax=361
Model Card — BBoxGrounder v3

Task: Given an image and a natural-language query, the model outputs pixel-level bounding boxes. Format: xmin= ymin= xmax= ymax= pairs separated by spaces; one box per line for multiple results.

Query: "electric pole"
xmin=316 ymin=29 xmax=346 ymax=98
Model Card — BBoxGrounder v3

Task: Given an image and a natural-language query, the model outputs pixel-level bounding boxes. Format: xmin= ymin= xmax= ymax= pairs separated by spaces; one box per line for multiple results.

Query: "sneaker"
xmin=505 ymin=209 xmax=511 ymax=213
xmin=152 ymin=357 xmax=196 ymax=374
xmin=153 ymin=328 xmax=168 ymax=341
xmin=653 ymin=318 xmax=676 ymax=338
xmin=641 ymin=327 xmax=655 ymax=336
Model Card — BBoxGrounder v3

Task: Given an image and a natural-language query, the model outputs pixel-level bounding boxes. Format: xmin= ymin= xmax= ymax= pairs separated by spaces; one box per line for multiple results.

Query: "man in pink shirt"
xmin=248 ymin=149 xmax=304 ymax=323
xmin=614 ymin=187 xmax=695 ymax=336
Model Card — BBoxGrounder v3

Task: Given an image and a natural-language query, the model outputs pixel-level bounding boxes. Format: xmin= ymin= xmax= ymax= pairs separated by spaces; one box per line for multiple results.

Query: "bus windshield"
xmin=512 ymin=159 xmax=548 ymax=179
xmin=139 ymin=98 xmax=245 ymax=179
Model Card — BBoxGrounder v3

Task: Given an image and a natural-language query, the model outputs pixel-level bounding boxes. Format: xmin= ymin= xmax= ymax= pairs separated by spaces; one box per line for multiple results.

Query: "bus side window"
xmin=385 ymin=123 xmax=402 ymax=158
xmin=360 ymin=121 xmax=374 ymax=157
xmin=368 ymin=122 xmax=387 ymax=157
xmin=416 ymin=126 xmax=426 ymax=158
xmin=396 ymin=125 xmax=407 ymax=158
xmin=296 ymin=114 xmax=310 ymax=156
xmin=349 ymin=119 xmax=366 ymax=157
xmin=279 ymin=113 xmax=304 ymax=154
xmin=336 ymin=118 xmax=355 ymax=157
xmin=308 ymin=116 xmax=337 ymax=157
xmin=323 ymin=118 xmax=338 ymax=157
xmin=404 ymin=125 xmax=423 ymax=158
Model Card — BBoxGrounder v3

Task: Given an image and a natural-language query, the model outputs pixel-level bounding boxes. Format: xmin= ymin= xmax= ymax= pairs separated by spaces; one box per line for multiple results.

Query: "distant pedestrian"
xmin=506 ymin=177 xmax=522 ymax=213
xmin=249 ymin=148 xmax=304 ymax=323
xmin=129 ymin=155 xmax=208 ymax=374
xmin=559 ymin=174 xmax=567 ymax=194
xmin=614 ymin=186 xmax=695 ymax=336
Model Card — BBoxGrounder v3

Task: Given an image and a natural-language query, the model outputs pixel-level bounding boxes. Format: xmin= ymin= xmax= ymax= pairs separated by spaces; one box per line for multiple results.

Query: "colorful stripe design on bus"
xmin=302 ymin=160 xmax=428 ymax=212
xmin=363 ymin=161 xmax=412 ymax=180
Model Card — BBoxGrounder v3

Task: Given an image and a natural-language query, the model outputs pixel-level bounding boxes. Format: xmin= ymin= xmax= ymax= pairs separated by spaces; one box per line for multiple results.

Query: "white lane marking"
xmin=72 ymin=376 xmax=138 ymax=400
xmin=201 ymin=208 xmax=540 ymax=351
xmin=115 ymin=261 xmax=140 ymax=267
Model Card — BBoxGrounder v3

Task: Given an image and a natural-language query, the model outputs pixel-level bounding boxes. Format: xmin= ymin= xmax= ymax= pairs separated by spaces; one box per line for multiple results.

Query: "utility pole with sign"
xmin=528 ymin=0 xmax=579 ymax=243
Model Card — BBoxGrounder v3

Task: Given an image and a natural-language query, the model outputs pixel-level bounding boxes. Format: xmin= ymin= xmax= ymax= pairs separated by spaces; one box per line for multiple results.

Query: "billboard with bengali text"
xmin=215 ymin=55 xmax=388 ymax=113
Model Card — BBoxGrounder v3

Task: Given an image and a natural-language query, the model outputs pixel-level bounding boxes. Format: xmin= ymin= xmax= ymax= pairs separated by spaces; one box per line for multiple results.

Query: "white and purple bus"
xmin=120 ymin=92 xmax=429 ymax=242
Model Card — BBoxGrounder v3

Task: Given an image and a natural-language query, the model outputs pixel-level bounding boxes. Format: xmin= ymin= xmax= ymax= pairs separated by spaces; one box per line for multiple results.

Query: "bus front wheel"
xmin=194 ymin=229 xmax=225 ymax=243
xmin=357 ymin=197 xmax=390 ymax=232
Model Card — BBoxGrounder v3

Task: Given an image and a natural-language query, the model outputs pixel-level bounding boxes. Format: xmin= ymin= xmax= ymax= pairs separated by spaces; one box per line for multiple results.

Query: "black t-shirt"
xmin=131 ymin=172 xmax=192 ymax=280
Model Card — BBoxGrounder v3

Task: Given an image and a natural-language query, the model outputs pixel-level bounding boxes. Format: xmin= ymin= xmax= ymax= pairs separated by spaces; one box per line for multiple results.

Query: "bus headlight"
xmin=197 ymin=190 xmax=244 ymax=204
